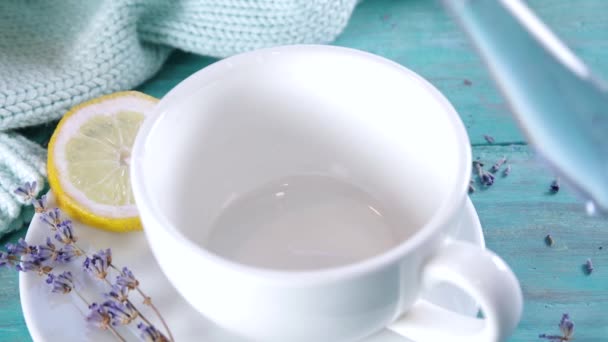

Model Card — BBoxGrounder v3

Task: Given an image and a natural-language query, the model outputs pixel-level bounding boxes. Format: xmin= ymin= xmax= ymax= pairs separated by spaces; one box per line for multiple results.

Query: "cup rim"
xmin=131 ymin=44 xmax=472 ymax=283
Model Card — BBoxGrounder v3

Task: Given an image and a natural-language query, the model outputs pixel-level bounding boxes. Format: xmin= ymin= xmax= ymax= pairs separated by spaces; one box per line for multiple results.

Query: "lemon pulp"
xmin=47 ymin=91 xmax=157 ymax=232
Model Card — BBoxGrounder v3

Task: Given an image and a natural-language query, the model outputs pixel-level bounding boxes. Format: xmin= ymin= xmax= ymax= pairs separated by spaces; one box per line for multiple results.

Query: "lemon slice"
xmin=47 ymin=91 xmax=158 ymax=232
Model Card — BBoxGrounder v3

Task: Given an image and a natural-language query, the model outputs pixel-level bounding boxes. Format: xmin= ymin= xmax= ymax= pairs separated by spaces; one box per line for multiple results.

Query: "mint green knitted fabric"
xmin=0 ymin=0 xmax=358 ymax=236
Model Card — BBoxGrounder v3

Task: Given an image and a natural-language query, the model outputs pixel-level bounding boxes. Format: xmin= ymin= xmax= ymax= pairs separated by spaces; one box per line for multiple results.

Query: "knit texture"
xmin=0 ymin=0 xmax=358 ymax=236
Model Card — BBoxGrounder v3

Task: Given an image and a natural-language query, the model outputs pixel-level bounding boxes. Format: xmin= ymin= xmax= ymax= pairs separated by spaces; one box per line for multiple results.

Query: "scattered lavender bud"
xmin=559 ymin=314 xmax=575 ymax=339
xmin=138 ymin=322 xmax=170 ymax=342
xmin=540 ymin=313 xmax=574 ymax=341
xmin=83 ymin=249 xmax=112 ymax=280
xmin=584 ymin=258 xmax=594 ymax=275
xmin=0 ymin=252 xmax=9 ymax=268
xmin=482 ymin=172 xmax=495 ymax=186
xmin=600 ymin=246 xmax=603 ymax=250
xmin=474 ymin=161 xmax=495 ymax=186
xmin=550 ymin=178 xmax=560 ymax=193
xmin=483 ymin=134 xmax=495 ymax=144
xmin=490 ymin=156 xmax=507 ymax=173
xmin=503 ymin=164 xmax=511 ymax=177
xmin=545 ymin=234 xmax=554 ymax=247
xmin=47 ymin=271 xmax=75 ymax=294
xmin=14 ymin=181 xmax=37 ymax=202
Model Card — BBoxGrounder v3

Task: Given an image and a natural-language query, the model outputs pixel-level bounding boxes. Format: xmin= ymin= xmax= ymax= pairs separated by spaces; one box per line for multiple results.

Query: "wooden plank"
xmin=470 ymin=145 xmax=608 ymax=342
xmin=0 ymin=229 xmax=30 ymax=342
xmin=334 ymin=0 xmax=608 ymax=146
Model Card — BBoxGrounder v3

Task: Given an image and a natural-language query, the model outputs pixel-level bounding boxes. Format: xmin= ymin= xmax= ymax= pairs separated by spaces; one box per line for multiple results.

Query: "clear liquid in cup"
xmin=203 ymin=175 xmax=403 ymax=270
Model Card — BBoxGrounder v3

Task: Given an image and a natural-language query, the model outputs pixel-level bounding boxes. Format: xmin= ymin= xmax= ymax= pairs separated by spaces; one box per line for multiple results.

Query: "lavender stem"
xmin=109 ymin=264 xmax=173 ymax=341
xmin=136 ymin=287 xmax=174 ymax=342
xmin=73 ymin=288 xmax=126 ymax=342
xmin=102 ymin=277 xmax=154 ymax=327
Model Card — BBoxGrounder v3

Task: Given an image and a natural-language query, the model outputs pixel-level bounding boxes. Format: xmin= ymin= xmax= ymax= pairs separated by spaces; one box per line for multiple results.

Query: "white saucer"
xmin=21 ymin=195 xmax=483 ymax=342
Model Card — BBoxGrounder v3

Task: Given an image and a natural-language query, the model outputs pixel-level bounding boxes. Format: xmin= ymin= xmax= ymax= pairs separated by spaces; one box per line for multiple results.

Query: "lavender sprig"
xmin=5 ymin=183 xmax=174 ymax=342
xmin=87 ymin=303 xmax=126 ymax=342
xmin=138 ymin=322 xmax=170 ymax=342
xmin=40 ymin=208 xmax=62 ymax=229
xmin=14 ymin=181 xmax=37 ymax=202
xmin=46 ymin=271 xmax=75 ymax=294
xmin=103 ymin=299 xmax=139 ymax=326
xmin=32 ymin=195 xmax=47 ymax=213
xmin=84 ymin=249 xmax=112 ymax=280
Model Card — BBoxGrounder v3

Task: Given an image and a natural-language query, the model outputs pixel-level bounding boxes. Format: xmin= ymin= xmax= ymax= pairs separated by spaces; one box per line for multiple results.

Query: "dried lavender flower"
xmin=468 ymin=180 xmax=476 ymax=194
xmin=8 ymin=182 xmax=173 ymax=342
xmin=84 ymin=249 xmax=112 ymax=280
xmin=86 ymin=303 xmax=112 ymax=330
xmin=540 ymin=313 xmax=574 ymax=341
xmin=14 ymin=181 xmax=37 ymax=202
xmin=482 ymin=172 xmax=495 ymax=186
xmin=106 ymin=284 xmax=129 ymax=303
xmin=55 ymin=220 xmax=77 ymax=244
xmin=32 ymin=195 xmax=48 ymax=213
xmin=550 ymin=178 xmax=560 ymax=193
xmin=544 ymin=234 xmax=554 ymax=247
xmin=57 ymin=244 xmax=82 ymax=263
xmin=584 ymin=258 xmax=594 ymax=275
xmin=46 ymin=271 xmax=75 ymax=294
xmin=474 ymin=161 xmax=495 ymax=187
xmin=138 ymin=322 xmax=170 ymax=342
xmin=40 ymin=208 xmax=62 ymax=229
xmin=103 ymin=300 xmax=138 ymax=326
xmin=16 ymin=254 xmax=53 ymax=275
xmin=483 ymin=134 xmax=495 ymax=144
xmin=35 ymin=237 xmax=60 ymax=263
xmin=559 ymin=314 xmax=574 ymax=338
xmin=490 ymin=156 xmax=507 ymax=173
xmin=116 ymin=267 xmax=139 ymax=290
xmin=0 ymin=250 xmax=18 ymax=268
xmin=0 ymin=251 xmax=11 ymax=268
xmin=503 ymin=164 xmax=511 ymax=177
xmin=6 ymin=238 xmax=36 ymax=256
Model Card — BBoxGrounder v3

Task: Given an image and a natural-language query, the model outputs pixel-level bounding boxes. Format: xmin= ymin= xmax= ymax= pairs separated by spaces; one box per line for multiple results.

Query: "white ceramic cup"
xmin=131 ymin=45 xmax=523 ymax=342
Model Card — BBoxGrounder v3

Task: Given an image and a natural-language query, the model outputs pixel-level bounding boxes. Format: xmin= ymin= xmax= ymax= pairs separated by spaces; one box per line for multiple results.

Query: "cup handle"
xmin=387 ymin=240 xmax=523 ymax=342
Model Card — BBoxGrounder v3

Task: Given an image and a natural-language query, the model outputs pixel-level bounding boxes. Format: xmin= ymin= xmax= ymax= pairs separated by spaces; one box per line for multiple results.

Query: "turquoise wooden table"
xmin=2 ymin=0 xmax=608 ymax=341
